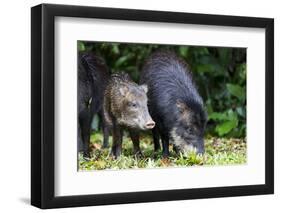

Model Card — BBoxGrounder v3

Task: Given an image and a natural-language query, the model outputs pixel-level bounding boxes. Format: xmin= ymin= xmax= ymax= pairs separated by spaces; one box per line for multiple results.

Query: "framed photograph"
xmin=31 ymin=3 xmax=274 ymax=209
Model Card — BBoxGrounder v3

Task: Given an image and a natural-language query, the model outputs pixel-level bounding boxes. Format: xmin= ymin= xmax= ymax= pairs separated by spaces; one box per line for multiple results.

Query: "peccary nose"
xmin=145 ymin=121 xmax=155 ymax=129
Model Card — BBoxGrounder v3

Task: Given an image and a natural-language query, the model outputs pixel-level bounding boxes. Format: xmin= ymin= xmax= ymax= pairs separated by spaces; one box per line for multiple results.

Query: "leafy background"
xmin=78 ymin=41 xmax=246 ymax=138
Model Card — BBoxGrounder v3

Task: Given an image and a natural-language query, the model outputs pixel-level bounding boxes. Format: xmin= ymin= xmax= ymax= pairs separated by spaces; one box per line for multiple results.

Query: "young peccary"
xmin=78 ymin=52 xmax=110 ymax=158
xmin=103 ymin=73 xmax=155 ymax=158
xmin=140 ymin=51 xmax=207 ymax=157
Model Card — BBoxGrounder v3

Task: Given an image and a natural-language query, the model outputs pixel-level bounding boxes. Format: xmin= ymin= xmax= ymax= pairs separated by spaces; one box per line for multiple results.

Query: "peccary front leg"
xmin=152 ymin=128 xmax=160 ymax=151
xmin=161 ymin=133 xmax=170 ymax=158
xmin=129 ymin=130 xmax=143 ymax=157
xmin=111 ymin=123 xmax=123 ymax=158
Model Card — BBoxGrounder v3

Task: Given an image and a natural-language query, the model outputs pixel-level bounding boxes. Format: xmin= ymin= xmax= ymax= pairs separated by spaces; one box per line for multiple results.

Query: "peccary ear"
xmin=139 ymin=84 xmax=148 ymax=93
xmin=119 ymin=86 xmax=129 ymax=96
xmin=176 ymin=100 xmax=188 ymax=114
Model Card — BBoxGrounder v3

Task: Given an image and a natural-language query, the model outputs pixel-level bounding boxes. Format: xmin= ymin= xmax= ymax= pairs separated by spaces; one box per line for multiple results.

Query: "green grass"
xmin=78 ymin=132 xmax=246 ymax=171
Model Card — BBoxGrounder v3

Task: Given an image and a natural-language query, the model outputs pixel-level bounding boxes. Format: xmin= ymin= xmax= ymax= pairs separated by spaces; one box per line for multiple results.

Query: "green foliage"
xmin=78 ymin=41 xmax=246 ymax=138
xmin=226 ymin=84 xmax=245 ymax=101
xmin=78 ymin=133 xmax=246 ymax=170
xmin=209 ymin=110 xmax=239 ymax=136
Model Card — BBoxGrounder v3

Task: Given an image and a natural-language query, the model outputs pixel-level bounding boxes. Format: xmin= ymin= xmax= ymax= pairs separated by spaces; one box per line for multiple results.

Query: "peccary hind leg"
xmin=79 ymin=110 xmax=93 ymax=158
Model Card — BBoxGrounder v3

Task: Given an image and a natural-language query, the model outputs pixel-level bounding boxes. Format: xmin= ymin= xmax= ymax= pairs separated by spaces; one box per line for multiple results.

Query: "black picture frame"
xmin=31 ymin=3 xmax=274 ymax=209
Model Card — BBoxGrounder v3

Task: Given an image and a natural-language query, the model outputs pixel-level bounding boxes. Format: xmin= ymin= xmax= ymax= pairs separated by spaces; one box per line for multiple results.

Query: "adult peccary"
xmin=78 ymin=52 xmax=110 ymax=158
xmin=103 ymin=73 xmax=155 ymax=158
xmin=140 ymin=50 xmax=207 ymax=157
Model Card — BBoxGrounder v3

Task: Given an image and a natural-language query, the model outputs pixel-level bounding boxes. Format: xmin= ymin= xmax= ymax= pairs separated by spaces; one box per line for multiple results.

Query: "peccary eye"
xmin=129 ymin=102 xmax=137 ymax=108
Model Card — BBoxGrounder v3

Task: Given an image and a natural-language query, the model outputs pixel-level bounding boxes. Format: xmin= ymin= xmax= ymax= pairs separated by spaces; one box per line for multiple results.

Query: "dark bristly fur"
xmin=78 ymin=52 xmax=110 ymax=157
xmin=140 ymin=50 xmax=207 ymax=157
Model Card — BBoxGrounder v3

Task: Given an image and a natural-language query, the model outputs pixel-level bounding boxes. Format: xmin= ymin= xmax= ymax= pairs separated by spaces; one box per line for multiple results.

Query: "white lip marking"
xmin=170 ymin=127 xmax=197 ymax=153
xmin=170 ymin=128 xmax=185 ymax=147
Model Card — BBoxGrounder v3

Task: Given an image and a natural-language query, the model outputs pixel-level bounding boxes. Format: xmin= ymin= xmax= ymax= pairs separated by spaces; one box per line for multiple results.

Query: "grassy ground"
xmin=78 ymin=132 xmax=246 ymax=171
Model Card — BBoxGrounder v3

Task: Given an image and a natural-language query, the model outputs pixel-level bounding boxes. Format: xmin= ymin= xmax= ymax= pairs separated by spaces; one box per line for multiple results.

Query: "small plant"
xmin=78 ymin=133 xmax=246 ymax=171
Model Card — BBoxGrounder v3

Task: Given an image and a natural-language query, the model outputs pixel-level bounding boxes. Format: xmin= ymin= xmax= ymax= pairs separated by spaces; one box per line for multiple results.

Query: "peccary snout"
xmin=145 ymin=120 xmax=155 ymax=129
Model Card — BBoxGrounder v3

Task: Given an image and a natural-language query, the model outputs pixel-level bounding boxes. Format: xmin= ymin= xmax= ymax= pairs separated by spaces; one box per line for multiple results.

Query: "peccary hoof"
xmin=173 ymin=145 xmax=180 ymax=154
xmin=162 ymin=152 xmax=169 ymax=159
xmin=102 ymin=143 xmax=109 ymax=149
xmin=110 ymin=149 xmax=121 ymax=159
xmin=83 ymin=151 xmax=91 ymax=159
xmin=133 ymin=150 xmax=144 ymax=158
